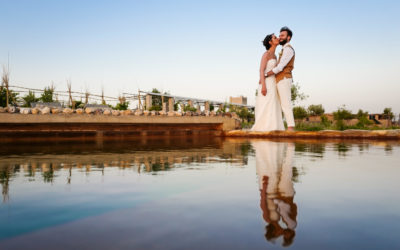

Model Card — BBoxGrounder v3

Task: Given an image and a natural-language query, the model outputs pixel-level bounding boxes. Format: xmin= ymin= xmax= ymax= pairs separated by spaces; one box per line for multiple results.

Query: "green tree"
xmin=333 ymin=105 xmax=353 ymax=120
xmin=291 ymin=82 xmax=308 ymax=105
xmin=356 ymin=109 xmax=372 ymax=128
xmin=114 ymin=96 xmax=129 ymax=110
xmin=40 ymin=86 xmax=54 ymax=103
xmin=383 ymin=107 xmax=394 ymax=127
xmin=383 ymin=107 xmax=394 ymax=120
xmin=114 ymin=102 xmax=129 ymax=110
xmin=210 ymin=104 xmax=215 ymax=111
xmin=0 ymin=87 xmax=18 ymax=107
xmin=22 ymin=90 xmax=39 ymax=107
xmin=150 ymin=88 xmax=170 ymax=111
xmin=183 ymin=105 xmax=197 ymax=112
xmin=293 ymin=106 xmax=308 ymax=120
xmin=320 ymin=114 xmax=331 ymax=127
xmin=333 ymin=105 xmax=354 ymax=130
xmin=308 ymin=104 xmax=325 ymax=116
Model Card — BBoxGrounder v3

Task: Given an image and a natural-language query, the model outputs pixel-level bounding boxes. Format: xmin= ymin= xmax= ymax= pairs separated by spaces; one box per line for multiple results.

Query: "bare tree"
xmin=2 ymin=65 xmax=10 ymax=107
xmin=67 ymin=79 xmax=74 ymax=108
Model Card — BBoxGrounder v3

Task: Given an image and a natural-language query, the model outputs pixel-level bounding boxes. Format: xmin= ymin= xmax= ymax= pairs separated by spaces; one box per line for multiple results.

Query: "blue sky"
xmin=1 ymin=0 xmax=399 ymax=113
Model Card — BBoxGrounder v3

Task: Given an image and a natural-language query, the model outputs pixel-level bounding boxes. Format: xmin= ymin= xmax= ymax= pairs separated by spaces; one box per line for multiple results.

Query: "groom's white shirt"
xmin=270 ymin=43 xmax=295 ymax=75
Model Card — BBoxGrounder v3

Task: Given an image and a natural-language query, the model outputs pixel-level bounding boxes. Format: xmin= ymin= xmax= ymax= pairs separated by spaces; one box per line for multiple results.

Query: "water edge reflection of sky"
xmin=0 ymin=138 xmax=399 ymax=250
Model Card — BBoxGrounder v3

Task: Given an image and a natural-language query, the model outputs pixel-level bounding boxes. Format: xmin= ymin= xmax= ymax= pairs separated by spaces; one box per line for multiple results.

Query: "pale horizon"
xmin=1 ymin=0 xmax=399 ymax=115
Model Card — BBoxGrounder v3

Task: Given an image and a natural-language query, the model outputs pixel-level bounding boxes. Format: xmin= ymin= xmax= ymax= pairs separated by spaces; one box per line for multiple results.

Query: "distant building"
xmin=369 ymin=113 xmax=392 ymax=127
xmin=229 ymin=96 xmax=247 ymax=105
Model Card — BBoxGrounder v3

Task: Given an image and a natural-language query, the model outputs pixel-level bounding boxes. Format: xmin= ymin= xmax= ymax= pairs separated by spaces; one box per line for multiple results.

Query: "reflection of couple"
xmin=252 ymin=26 xmax=295 ymax=132
xmin=253 ymin=141 xmax=297 ymax=246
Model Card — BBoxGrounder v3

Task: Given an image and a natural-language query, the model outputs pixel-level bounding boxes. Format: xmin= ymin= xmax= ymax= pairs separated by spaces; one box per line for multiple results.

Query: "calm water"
xmin=0 ymin=137 xmax=399 ymax=250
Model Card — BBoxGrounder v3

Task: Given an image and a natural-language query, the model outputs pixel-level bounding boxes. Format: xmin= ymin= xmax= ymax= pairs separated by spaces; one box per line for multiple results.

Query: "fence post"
xmin=145 ymin=94 xmax=152 ymax=111
xmin=168 ymin=98 xmax=175 ymax=111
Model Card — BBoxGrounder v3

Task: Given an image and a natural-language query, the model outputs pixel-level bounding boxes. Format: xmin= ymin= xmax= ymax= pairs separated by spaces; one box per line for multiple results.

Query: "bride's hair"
xmin=262 ymin=33 xmax=274 ymax=50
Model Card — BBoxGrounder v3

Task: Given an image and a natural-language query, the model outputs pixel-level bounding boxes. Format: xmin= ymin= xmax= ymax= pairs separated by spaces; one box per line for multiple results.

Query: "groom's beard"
xmin=279 ymin=39 xmax=288 ymax=45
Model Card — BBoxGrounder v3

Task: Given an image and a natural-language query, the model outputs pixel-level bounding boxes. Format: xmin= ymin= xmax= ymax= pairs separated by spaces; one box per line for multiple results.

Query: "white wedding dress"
xmin=251 ymin=58 xmax=285 ymax=131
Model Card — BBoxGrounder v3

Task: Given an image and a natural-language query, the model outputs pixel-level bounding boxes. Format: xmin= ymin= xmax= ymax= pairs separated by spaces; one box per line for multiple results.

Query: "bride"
xmin=251 ymin=34 xmax=285 ymax=131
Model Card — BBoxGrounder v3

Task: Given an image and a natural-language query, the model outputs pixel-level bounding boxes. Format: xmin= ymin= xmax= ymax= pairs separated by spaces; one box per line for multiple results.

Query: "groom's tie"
xmin=278 ymin=48 xmax=284 ymax=63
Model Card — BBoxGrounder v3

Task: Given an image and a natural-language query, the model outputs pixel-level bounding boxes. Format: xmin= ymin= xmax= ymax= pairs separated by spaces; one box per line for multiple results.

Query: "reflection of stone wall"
xmin=0 ymin=140 xmax=251 ymax=202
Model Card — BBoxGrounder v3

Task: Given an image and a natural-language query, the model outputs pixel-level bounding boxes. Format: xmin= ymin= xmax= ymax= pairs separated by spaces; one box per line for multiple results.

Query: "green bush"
xmin=149 ymin=105 xmax=162 ymax=111
xmin=320 ymin=115 xmax=332 ymax=127
xmin=293 ymin=106 xmax=308 ymax=120
xmin=355 ymin=109 xmax=372 ymax=128
xmin=295 ymin=121 xmax=325 ymax=131
xmin=40 ymin=86 xmax=54 ymax=103
xmin=114 ymin=101 xmax=130 ymax=110
xmin=333 ymin=106 xmax=354 ymax=131
xmin=308 ymin=104 xmax=325 ymax=116
xmin=0 ymin=87 xmax=18 ymax=107
xmin=383 ymin=107 xmax=394 ymax=120
xmin=184 ymin=105 xmax=197 ymax=112
xmin=22 ymin=91 xmax=39 ymax=107
xmin=333 ymin=106 xmax=354 ymax=120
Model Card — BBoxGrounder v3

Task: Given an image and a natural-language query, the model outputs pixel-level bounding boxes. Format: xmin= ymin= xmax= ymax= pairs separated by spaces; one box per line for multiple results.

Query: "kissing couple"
xmin=251 ymin=26 xmax=296 ymax=132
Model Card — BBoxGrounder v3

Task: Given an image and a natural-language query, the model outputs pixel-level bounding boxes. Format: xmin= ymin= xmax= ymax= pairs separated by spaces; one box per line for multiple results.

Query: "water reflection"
xmin=0 ymin=138 xmax=249 ymax=203
xmin=253 ymin=141 xmax=297 ymax=247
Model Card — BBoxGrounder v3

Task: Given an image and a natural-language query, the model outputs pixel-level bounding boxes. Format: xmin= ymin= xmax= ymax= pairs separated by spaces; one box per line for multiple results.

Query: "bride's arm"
xmin=259 ymin=53 xmax=268 ymax=96
xmin=259 ymin=53 xmax=268 ymax=84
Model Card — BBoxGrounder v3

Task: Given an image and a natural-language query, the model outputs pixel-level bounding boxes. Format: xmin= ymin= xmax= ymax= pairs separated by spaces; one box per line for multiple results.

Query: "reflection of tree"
xmin=358 ymin=143 xmax=370 ymax=153
xmin=384 ymin=145 xmax=393 ymax=153
xmin=336 ymin=143 xmax=350 ymax=156
xmin=295 ymin=143 xmax=325 ymax=158
xmin=0 ymin=166 xmax=12 ymax=203
xmin=0 ymin=140 xmax=249 ymax=185
xmin=151 ymin=163 xmax=171 ymax=172
xmin=42 ymin=164 xmax=55 ymax=183
xmin=292 ymin=167 xmax=300 ymax=183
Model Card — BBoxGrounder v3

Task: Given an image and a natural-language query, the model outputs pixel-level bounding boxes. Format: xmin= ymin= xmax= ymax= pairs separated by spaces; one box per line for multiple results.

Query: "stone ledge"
xmin=0 ymin=113 xmax=239 ymax=131
xmin=224 ymin=129 xmax=400 ymax=140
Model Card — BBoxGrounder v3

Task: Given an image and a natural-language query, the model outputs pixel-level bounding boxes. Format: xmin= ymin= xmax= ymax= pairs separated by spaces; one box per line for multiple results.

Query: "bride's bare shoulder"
xmin=261 ymin=51 xmax=269 ymax=59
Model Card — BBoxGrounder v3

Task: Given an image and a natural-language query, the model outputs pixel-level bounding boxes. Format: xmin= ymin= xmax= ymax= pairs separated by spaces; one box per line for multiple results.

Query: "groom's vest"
xmin=276 ymin=45 xmax=295 ymax=83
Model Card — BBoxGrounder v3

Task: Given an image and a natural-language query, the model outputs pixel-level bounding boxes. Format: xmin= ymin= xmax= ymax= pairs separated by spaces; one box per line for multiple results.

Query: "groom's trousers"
xmin=277 ymin=77 xmax=295 ymax=127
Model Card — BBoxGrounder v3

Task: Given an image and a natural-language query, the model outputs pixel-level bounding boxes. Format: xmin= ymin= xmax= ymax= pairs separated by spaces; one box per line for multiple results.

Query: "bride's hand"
xmin=261 ymin=85 xmax=267 ymax=96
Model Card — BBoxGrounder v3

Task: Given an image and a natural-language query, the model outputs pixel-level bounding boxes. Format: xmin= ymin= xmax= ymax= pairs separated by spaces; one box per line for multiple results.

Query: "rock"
xmin=51 ymin=108 xmax=60 ymax=114
xmin=151 ymin=111 xmax=158 ymax=116
xmin=185 ymin=111 xmax=193 ymax=116
xmin=94 ymin=109 xmax=103 ymax=115
xmin=85 ymin=107 xmax=94 ymax=114
xmin=175 ymin=111 xmax=183 ymax=116
xmin=103 ymin=109 xmax=111 ymax=115
xmin=167 ymin=111 xmax=175 ymax=117
xmin=143 ymin=110 xmax=150 ymax=116
xmin=112 ymin=110 xmax=120 ymax=116
xmin=63 ymin=108 xmax=73 ymax=114
xmin=231 ymin=112 xmax=239 ymax=120
xmin=224 ymin=112 xmax=232 ymax=118
xmin=40 ymin=107 xmax=50 ymax=115
xmin=134 ymin=110 xmax=143 ymax=116
xmin=31 ymin=108 xmax=39 ymax=114
xmin=0 ymin=107 xmax=5 ymax=113
xmin=159 ymin=111 xmax=167 ymax=116
xmin=75 ymin=108 xmax=84 ymax=114
xmin=20 ymin=108 xmax=31 ymax=114
xmin=121 ymin=110 xmax=133 ymax=116
xmin=7 ymin=106 xmax=18 ymax=113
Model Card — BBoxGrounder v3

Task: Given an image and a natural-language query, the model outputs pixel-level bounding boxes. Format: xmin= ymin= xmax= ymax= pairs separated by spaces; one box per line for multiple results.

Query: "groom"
xmin=265 ymin=26 xmax=295 ymax=131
